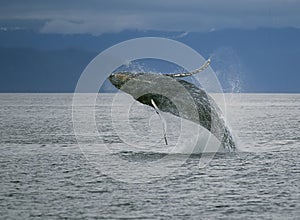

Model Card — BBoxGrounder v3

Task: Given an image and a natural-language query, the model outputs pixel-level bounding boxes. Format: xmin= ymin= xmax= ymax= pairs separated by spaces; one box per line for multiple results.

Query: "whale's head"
xmin=109 ymin=72 xmax=163 ymax=94
xmin=108 ymin=72 xmax=177 ymax=104
xmin=109 ymin=72 xmax=137 ymax=90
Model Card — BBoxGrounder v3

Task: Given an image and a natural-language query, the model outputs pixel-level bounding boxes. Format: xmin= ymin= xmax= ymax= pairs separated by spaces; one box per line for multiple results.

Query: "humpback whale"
xmin=109 ymin=59 xmax=235 ymax=151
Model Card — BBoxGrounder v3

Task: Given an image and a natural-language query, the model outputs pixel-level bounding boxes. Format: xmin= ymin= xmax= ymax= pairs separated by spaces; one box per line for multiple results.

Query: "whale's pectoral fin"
xmin=151 ymin=99 xmax=168 ymax=145
xmin=165 ymin=58 xmax=211 ymax=78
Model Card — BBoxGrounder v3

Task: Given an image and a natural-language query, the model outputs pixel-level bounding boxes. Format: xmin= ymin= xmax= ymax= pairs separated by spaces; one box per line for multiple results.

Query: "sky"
xmin=0 ymin=0 xmax=299 ymax=35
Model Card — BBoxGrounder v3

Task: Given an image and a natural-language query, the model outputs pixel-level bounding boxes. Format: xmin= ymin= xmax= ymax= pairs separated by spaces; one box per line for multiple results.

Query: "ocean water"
xmin=0 ymin=93 xmax=300 ymax=219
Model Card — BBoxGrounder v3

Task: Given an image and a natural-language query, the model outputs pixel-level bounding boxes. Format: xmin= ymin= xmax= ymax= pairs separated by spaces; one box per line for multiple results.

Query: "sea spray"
xmin=210 ymin=47 xmax=244 ymax=94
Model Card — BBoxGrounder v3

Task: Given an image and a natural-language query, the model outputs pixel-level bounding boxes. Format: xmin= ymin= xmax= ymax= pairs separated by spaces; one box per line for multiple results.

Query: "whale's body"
xmin=109 ymin=61 xmax=235 ymax=151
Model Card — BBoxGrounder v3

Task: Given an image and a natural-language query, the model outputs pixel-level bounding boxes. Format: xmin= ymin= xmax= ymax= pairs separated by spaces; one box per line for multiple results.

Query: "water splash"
xmin=210 ymin=47 xmax=244 ymax=94
xmin=117 ymin=60 xmax=149 ymax=73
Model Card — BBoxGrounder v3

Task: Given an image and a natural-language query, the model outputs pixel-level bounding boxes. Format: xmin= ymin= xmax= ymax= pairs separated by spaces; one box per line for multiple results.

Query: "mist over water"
xmin=1 ymin=93 xmax=300 ymax=219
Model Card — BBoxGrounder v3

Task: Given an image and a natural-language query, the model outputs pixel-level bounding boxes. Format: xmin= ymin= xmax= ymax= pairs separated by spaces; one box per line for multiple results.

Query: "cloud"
xmin=40 ymin=14 xmax=145 ymax=35
xmin=0 ymin=0 xmax=300 ymax=34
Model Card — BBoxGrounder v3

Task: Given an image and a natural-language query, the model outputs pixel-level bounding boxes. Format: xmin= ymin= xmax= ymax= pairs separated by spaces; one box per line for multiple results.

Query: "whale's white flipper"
xmin=151 ymin=99 xmax=168 ymax=145
xmin=166 ymin=58 xmax=211 ymax=78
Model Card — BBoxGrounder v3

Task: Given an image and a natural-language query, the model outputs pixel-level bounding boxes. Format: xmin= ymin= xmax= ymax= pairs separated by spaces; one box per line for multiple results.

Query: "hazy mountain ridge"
xmin=0 ymin=28 xmax=299 ymax=92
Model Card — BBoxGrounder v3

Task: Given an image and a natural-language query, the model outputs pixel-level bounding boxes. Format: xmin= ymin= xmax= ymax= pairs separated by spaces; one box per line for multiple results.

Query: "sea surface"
xmin=0 ymin=93 xmax=300 ymax=219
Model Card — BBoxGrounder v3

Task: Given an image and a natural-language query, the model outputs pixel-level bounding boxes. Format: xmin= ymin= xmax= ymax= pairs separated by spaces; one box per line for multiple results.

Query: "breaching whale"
xmin=108 ymin=59 xmax=235 ymax=151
